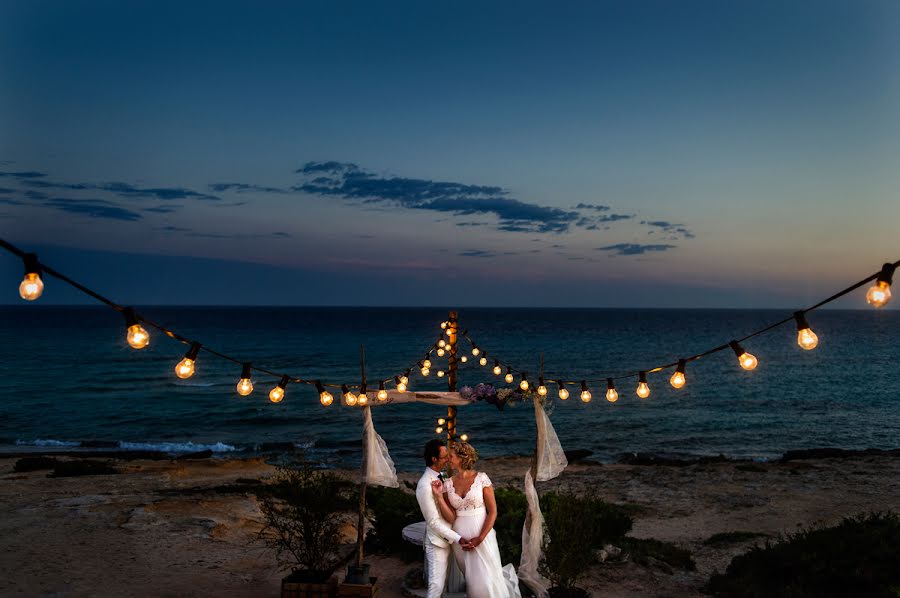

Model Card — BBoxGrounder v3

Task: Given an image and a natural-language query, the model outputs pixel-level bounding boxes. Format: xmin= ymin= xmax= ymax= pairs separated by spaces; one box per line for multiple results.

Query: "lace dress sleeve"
xmin=479 ymin=472 xmax=493 ymax=487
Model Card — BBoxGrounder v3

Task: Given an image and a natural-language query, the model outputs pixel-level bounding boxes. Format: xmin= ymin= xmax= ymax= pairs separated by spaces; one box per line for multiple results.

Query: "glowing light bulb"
xmin=421 ymin=367 xmax=430 ymax=376
xmin=175 ymin=342 xmax=201 ymax=380
xmin=493 ymin=361 xmax=502 ymax=376
xmin=343 ymin=384 xmax=358 ymax=406
xmin=794 ymin=311 xmax=819 ymax=350
xmin=441 ymin=321 xmax=448 ymax=329
xmin=19 ymin=272 xmax=44 ymax=301
xmin=236 ymin=364 xmax=254 ymax=396
xmin=377 ymin=382 xmax=388 ymax=401
xmin=730 ymin=341 xmax=758 ymax=371
xmin=316 ymin=382 xmax=333 ymax=406
xmin=605 ymin=378 xmax=618 ymax=403
xmin=268 ymin=375 xmax=290 ymax=403
xmin=122 ymin=308 xmax=150 ymax=349
xmin=472 ymin=346 xmax=480 ymax=356
xmin=400 ymin=375 xmax=409 ymax=386
xmin=438 ymin=339 xmax=446 ymax=348
xmin=437 ymin=370 xmax=445 ymax=377
xmin=437 ymin=348 xmax=445 ymax=357
xmin=446 ymin=329 xmax=452 ymax=337
xmin=866 ymin=264 xmax=895 ymax=308
xmin=479 ymin=357 xmax=488 ymax=366
xmin=505 ymin=368 xmax=514 ymax=384
xmin=435 ymin=427 xmax=443 ymax=434
xmin=437 ymin=418 xmax=446 ymax=425
xmin=358 ymin=393 xmax=368 ymax=406
xmin=670 ymin=360 xmax=686 ymax=389
xmin=519 ymin=373 xmax=529 ymax=391
xmin=558 ymin=381 xmax=569 ymax=400
xmin=460 ymin=434 xmax=469 ymax=441
xmin=580 ymin=381 xmax=591 ymax=403
xmin=636 ymin=372 xmax=650 ymax=399
xmin=460 ymin=356 xmax=468 ymax=363
xmin=537 ymin=377 xmax=547 ymax=397
xmin=423 ymin=358 xmax=432 ymax=368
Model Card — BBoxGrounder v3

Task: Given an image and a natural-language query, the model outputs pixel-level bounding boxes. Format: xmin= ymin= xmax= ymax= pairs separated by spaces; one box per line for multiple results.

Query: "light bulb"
xmin=126 ymin=324 xmax=149 ymax=349
xmin=558 ymin=381 xmax=569 ymax=400
xmin=866 ymin=264 xmax=895 ymax=308
xmin=345 ymin=391 xmax=358 ymax=406
xmin=519 ymin=373 xmax=529 ymax=391
xmin=421 ymin=367 xmax=430 ymax=376
xmin=460 ymin=434 xmax=469 ymax=441
xmin=446 ymin=329 xmax=452 ymax=337
xmin=397 ymin=381 xmax=407 ymax=392
xmin=237 ymin=378 xmax=254 ymax=396
xmin=636 ymin=372 xmax=650 ymax=399
xmin=479 ymin=357 xmax=487 ymax=366
xmin=670 ymin=360 xmax=687 ymax=389
xmin=580 ymin=381 xmax=591 ymax=403
xmin=437 ymin=348 xmax=445 ymax=357
xmin=438 ymin=418 xmax=446 ymax=425
xmin=460 ymin=356 xmax=468 ymax=363
xmin=377 ymin=382 xmax=388 ymax=401
xmin=605 ymin=378 xmax=618 ymax=403
xmin=175 ymin=358 xmax=195 ymax=379
xmin=537 ymin=377 xmax=547 ymax=397
xmin=437 ymin=370 xmax=445 ymax=377
xmin=505 ymin=368 xmax=514 ymax=384
xmin=730 ymin=341 xmax=758 ymax=371
xmin=438 ymin=339 xmax=446 ymax=348
xmin=317 ymin=382 xmax=333 ymax=406
xmin=472 ymin=346 xmax=480 ymax=356
xmin=269 ymin=386 xmax=285 ymax=403
xmin=19 ymin=272 xmax=44 ymax=301
xmin=236 ymin=364 xmax=254 ymax=395
xmin=441 ymin=321 xmax=448 ymax=329
xmin=423 ymin=358 xmax=432 ymax=368
xmin=358 ymin=393 xmax=368 ymax=406
xmin=400 ymin=375 xmax=409 ymax=386
xmin=793 ymin=312 xmax=818 ymax=350
xmin=493 ymin=361 xmax=502 ymax=376
xmin=435 ymin=426 xmax=443 ymax=434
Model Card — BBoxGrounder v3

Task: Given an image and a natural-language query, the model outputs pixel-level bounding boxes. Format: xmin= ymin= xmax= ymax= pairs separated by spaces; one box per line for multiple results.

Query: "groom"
xmin=416 ymin=439 xmax=470 ymax=598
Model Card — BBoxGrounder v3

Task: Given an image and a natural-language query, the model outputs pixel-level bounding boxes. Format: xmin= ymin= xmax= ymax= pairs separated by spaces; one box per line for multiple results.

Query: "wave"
xmin=15 ymin=438 xmax=81 ymax=447
xmin=118 ymin=441 xmax=238 ymax=453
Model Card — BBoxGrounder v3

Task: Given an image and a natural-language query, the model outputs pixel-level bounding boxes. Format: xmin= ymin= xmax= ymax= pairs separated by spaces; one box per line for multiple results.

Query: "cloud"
xmin=596 ymin=243 xmax=677 ymax=256
xmin=185 ymin=231 xmax=292 ymax=240
xmin=143 ymin=206 xmax=182 ymax=214
xmin=0 ymin=170 xmax=46 ymax=179
xmin=574 ymin=202 xmax=611 ymax=211
xmin=158 ymin=225 xmax=193 ymax=232
xmin=209 ymin=182 xmax=287 ymax=194
xmin=293 ymin=161 xmax=579 ymax=234
xmin=41 ymin=198 xmax=143 ymax=221
xmin=23 ymin=179 xmax=219 ymax=201
xmin=459 ymin=249 xmax=496 ymax=258
xmin=641 ymin=220 xmax=695 ymax=240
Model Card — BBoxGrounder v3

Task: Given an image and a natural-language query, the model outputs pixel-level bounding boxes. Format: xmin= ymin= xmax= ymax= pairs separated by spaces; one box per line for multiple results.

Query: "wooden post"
xmin=447 ymin=311 xmax=458 ymax=443
xmin=357 ymin=344 xmax=367 ymax=568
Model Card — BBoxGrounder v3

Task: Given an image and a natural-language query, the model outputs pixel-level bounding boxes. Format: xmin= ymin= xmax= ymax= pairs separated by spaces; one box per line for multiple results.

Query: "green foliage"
xmin=364 ymin=485 xmax=422 ymax=562
xmin=706 ymin=512 xmax=900 ymax=598
xmin=49 ymin=459 xmax=118 ymax=477
xmin=13 ymin=456 xmax=59 ymax=472
xmin=619 ymin=538 xmax=696 ymax=573
xmin=539 ymin=491 xmax=634 ymax=589
xmin=493 ymin=486 xmax=528 ymax=565
xmin=703 ymin=531 xmax=768 ymax=547
xmin=256 ymin=466 xmax=355 ymax=580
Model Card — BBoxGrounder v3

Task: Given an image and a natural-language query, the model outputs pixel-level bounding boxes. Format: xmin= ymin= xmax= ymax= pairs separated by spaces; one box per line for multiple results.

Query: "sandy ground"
xmin=1 ymin=453 xmax=899 ymax=597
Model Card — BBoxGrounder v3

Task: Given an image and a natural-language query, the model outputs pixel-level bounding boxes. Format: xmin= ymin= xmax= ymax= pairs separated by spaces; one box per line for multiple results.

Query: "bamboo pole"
xmin=356 ymin=344 xmax=367 ymax=569
xmin=447 ymin=311 xmax=458 ymax=443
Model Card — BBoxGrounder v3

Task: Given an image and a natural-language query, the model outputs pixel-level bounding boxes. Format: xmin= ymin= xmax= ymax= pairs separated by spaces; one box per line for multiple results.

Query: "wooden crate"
xmin=337 ymin=577 xmax=378 ymax=597
xmin=282 ymin=575 xmax=338 ymax=598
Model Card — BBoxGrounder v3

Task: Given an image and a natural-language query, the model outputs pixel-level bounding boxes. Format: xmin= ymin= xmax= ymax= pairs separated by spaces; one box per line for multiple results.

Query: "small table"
xmin=402 ymin=521 xmax=466 ymax=596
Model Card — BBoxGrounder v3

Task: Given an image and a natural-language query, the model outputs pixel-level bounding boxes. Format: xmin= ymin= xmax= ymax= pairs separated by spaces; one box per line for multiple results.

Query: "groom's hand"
xmin=458 ymin=538 xmax=472 ymax=550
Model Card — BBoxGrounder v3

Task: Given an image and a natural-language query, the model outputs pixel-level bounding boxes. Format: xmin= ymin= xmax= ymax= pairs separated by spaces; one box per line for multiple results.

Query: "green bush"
xmin=706 ymin=512 xmax=900 ymax=598
xmin=365 ymin=486 xmax=423 ymax=562
xmin=493 ymin=486 xmax=528 ymax=565
xmin=539 ymin=491 xmax=634 ymax=589
xmin=619 ymin=538 xmax=695 ymax=573
xmin=256 ymin=466 xmax=356 ymax=581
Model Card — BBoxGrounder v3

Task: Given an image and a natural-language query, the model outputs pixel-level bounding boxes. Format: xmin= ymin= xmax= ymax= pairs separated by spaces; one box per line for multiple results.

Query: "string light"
xmin=400 ymin=373 xmax=409 ymax=386
xmin=394 ymin=375 xmax=407 ymax=393
xmin=729 ymin=341 xmax=758 ymax=371
xmin=423 ymin=358 xmax=432 ymax=368
xmin=866 ymin=263 xmax=894 ymax=308
xmin=670 ymin=360 xmax=687 ymax=389
xmin=505 ymin=367 xmax=514 ymax=384
xmin=342 ymin=384 xmax=358 ymax=406
xmin=441 ymin=321 xmax=448 ymax=330
xmin=122 ymin=307 xmax=150 ymax=349
xmin=460 ymin=433 xmax=469 ymax=441
xmin=479 ymin=355 xmax=488 ymax=366
xmin=580 ymin=380 xmax=591 ymax=403
xmin=437 ymin=348 xmax=445 ymax=357
xmin=519 ymin=372 xmax=529 ymax=391
xmin=316 ymin=381 xmax=334 ymax=406
xmin=493 ymin=360 xmax=502 ymax=376
xmin=605 ymin=378 xmax=618 ymax=403
xmin=419 ymin=361 xmax=430 ymax=376
xmin=636 ymin=372 xmax=650 ymax=399
xmin=175 ymin=342 xmax=201 ymax=379
xmin=446 ymin=328 xmax=453 ymax=337
xmin=268 ymin=375 xmax=290 ymax=403
xmin=437 ymin=370 xmax=445 ymax=377
xmin=437 ymin=418 xmax=446 ymax=425
xmin=377 ymin=381 xmax=388 ymax=401
xmin=558 ymin=381 xmax=569 ymax=400
xmin=357 ymin=382 xmax=368 ymax=406
xmin=460 ymin=355 xmax=468 ymax=363
xmin=438 ymin=339 xmax=446 ymax=348
xmin=18 ymin=253 xmax=44 ymax=301
xmin=236 ymin=363 xmax=254 ymax=396
xmin=472 ymin=345 xmax=480 ymax=356
xmin=794 ymin=311 xmax=818 ymax=350
xmin=537 ymin=376 xmax=547 ymax=397
xmin=435 ymin=426 xmax=443 ymax=434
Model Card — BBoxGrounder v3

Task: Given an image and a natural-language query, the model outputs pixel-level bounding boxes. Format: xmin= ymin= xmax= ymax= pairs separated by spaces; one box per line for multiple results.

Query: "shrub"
xmin=256 ymin=466 xmax=356 ymax=581
xmin=14 ymin=456 xmax=59 ymax=472
xmin=703 ymin=531 xmax=768 ymax=547
xmin=539 ymin=491 xmax=634 ymax=590
xmin=619 ymin=538 xmax=696 ymax=573
xmin=50 ymin=459 xmax=118 ymax=477
xmin=706 ymin=512 xmax=900 ymax=598
xmin=364 ymin=485 xmax=422 ymax=561
xmin=493 ymin=486 xmax=528 ymax=565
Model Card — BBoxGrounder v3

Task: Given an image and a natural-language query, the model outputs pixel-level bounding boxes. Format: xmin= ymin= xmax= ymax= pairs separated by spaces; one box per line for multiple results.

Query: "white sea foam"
xmin=15 ymin=438 xmax=81 ymax=447
xmin=118 ymin=441 xmax=237 ymax=453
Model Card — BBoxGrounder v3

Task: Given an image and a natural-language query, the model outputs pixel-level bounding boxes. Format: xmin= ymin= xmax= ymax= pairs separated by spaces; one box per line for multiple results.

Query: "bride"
xmin=431 ymin=440 xmax=521 ymax=598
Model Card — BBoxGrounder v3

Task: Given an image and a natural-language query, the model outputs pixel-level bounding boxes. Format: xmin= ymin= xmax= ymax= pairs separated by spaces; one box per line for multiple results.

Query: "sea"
xmin=1 ymin=306 xmax=898 ymax=471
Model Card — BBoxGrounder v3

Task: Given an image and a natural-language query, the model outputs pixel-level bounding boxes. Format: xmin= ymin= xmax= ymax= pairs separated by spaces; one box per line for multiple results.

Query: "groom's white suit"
xmin=416 ymin=467 xmax=462 ymax=598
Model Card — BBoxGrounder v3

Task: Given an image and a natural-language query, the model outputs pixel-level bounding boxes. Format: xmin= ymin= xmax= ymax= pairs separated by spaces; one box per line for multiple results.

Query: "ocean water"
xmin=1 ymin=306 xmax=898 ymax=470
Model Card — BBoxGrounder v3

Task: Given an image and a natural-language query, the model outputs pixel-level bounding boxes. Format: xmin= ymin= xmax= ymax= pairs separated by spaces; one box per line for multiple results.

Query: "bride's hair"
xmin=451 ymin=440 xmax=478 ymax=470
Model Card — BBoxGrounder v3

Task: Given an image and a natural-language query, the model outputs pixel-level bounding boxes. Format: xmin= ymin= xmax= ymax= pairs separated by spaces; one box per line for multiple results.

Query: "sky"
xmin=1 ymin=0 xmax=898 ymax=307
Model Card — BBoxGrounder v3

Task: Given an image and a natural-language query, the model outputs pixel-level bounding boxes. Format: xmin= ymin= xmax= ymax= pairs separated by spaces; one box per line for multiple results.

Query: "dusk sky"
xmin=2 ymin=1 xmax=898 ymax=307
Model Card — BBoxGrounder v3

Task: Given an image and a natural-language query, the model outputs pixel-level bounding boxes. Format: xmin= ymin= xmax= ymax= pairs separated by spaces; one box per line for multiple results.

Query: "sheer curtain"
xmin=518 ymin=398 xmax=567 ymax=598
xmin=361 ymin=405 xmax=399 ymax=488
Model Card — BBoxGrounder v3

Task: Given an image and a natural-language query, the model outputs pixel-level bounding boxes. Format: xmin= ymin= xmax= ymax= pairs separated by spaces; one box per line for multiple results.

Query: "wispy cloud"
xmin=0 ymin=170 xmax=46 ymax=179
xmin=42 ymin=198 xmax=143 ymax=221
xmin=596 ymin=243 xmax=677 ymax=256
xmin=459 ymin=249 xmax=496 ymax=258
xmin=642 ymin=220 xmax=695 ymax=240
xmin=209 ymin=182 xmax=287 ymax=194
xmin=574 ymin=202 xmax=611 ymax=211
xmin=22 ymin=179 xmax=219 ymax=201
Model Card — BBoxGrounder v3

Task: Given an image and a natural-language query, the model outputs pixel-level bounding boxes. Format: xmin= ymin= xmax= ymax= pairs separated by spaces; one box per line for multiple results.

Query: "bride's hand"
xmin=431 ymin=479 xmax=443 ymax=496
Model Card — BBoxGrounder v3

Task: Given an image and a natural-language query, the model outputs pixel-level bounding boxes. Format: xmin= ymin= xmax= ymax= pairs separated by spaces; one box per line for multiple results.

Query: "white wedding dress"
xmin=444 ymin=472 xmax=522 ymax=598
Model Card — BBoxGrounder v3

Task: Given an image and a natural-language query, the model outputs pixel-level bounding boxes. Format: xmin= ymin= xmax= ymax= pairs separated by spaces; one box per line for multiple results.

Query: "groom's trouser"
xmin=424 ymin=541 xmax=451 ymax=598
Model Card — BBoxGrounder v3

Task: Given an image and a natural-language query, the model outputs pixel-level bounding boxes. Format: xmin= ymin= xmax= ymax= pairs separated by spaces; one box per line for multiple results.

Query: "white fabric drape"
xmin=361 ymin=406 xmax=399 ymax=488
xmin=518 ymin=399 xmax=567 ymax=598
